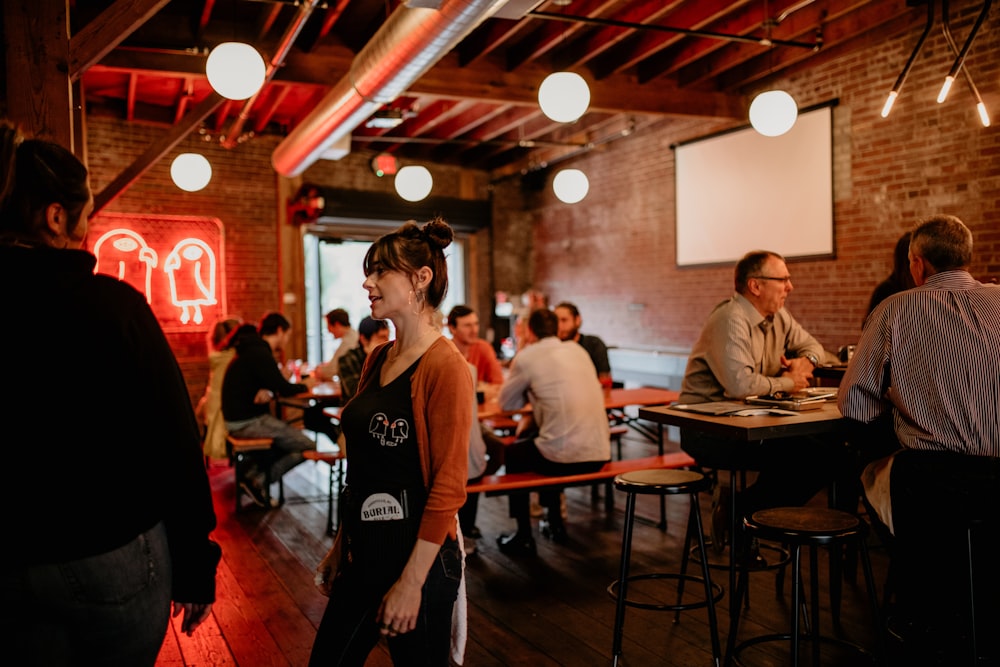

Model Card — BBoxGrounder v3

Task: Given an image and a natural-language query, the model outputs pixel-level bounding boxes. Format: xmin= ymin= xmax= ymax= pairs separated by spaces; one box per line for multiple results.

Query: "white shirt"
xmin=499 ymin=337 xmax=611 ymax=463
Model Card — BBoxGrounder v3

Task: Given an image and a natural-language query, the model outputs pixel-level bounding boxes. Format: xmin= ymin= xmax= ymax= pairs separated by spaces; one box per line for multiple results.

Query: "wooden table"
xmin=275 ymin=381 xmax=342 ymax=425
xmin=638 ymin=401 xmax=846 ymax=442
xmin=480 ymin=386 xmax=679 ymax=451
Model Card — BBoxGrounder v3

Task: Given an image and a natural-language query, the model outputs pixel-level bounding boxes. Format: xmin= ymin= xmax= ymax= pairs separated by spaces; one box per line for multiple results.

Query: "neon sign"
xmin=87 ymin=214 xmax=225 ymax=332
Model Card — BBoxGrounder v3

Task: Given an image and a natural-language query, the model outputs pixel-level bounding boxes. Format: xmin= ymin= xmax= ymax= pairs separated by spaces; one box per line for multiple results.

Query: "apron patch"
xmin=360 ymin=492 xmax=405 ymax=521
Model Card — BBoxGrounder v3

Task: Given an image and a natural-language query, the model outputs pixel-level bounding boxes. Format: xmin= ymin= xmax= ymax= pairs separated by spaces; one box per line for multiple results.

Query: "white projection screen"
xmin=674 ymin=104 xmax=834 ymax=267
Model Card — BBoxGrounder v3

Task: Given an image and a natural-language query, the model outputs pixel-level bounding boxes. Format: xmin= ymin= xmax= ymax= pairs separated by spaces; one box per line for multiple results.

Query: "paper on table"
xmin=670 ymin=402 xmax=801 ymax=417
xmin=730 ymin=408 xmax=801 ymax=417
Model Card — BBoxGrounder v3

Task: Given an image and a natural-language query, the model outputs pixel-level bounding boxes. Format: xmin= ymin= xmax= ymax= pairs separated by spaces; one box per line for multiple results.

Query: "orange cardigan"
xmin=357 ymin=336 xmax=473 ymax=545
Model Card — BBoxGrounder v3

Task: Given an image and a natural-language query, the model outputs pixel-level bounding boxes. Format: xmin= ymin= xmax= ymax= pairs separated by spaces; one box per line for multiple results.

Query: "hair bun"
xmin=422 ymin=216 xmax=453 ymax=250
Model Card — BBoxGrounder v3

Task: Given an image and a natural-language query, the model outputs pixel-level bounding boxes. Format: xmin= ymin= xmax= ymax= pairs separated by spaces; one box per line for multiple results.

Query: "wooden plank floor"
xmin=158 ymin=430 xmax=891 ymax=666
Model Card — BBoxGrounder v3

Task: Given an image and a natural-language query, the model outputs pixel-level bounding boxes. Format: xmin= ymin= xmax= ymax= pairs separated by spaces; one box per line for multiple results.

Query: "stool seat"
xmin=751 ymin=507 xmax=862 ymax=543
xmin=614 ymin=468 xmax=710 ymax=495
xmin=725 ymin=507 xmax=882 ymax=667
xmin=610 ymin=467 xmax=722 ymax=666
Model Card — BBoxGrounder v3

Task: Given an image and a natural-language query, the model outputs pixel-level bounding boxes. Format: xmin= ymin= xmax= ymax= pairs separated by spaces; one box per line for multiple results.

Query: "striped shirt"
xmin=838 ymin=271 xmax=1000 ymax=456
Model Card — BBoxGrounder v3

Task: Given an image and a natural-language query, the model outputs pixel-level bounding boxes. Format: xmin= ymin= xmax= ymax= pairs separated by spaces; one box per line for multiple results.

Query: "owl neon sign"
xmin=87 ymin=214 xmax=225 ymax=332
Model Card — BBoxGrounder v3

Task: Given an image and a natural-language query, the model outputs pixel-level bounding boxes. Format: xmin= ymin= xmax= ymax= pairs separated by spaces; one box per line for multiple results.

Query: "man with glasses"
xmin=678 ymin=250 xmax=849 ymax=561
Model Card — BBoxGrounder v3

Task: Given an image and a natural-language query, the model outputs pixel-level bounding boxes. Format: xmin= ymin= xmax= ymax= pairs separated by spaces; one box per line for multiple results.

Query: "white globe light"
xmin=538 ymin=72 xmax=591 ymax=123
xmin=552 ymin=168 xmax=589 ymax=204
xmin=394 ymin=165 xmax=433 ymax=202
xmin=749 ymin=90 xmax=798 ymax=137
xmin=170 ymin=153 xmax=212 ymax=192
xmin=206 ymin=42 xmax=266 ymax=100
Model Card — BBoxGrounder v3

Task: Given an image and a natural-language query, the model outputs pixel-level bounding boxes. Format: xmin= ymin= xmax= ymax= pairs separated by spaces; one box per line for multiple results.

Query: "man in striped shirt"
xmin=838 ymin=214 xmax=1000 ymax=657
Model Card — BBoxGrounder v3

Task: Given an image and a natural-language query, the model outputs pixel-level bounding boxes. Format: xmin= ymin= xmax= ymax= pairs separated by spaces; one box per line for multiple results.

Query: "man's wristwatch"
xmin=803 ymin=352 xmax=819 ymax=367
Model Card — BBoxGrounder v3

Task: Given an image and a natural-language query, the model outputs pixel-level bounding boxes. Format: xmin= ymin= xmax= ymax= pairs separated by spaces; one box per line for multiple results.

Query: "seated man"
xmin=222 ymin=312 xmax=318 ymax=507
xmin=337 ymin=315 xmax=390 ymax=403
xmin=838 ymin=215 xmax=1000 ymax=655
xmin=495 ymin=308 xmax=611 ymax=555
xmin=313 ymin=308 xmax=357 ymax=381
xmin=447 ymin=304 xmax=504 ymax=398
xmin=679 ymin=250 xmax=851 ymax=557
xmin=554 ymin=301 xmax=611 ymax=382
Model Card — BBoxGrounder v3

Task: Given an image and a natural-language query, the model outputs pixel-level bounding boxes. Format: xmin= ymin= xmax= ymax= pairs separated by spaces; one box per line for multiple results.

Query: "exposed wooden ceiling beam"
xmin=68 ymin=0 xmax=171 ymax=81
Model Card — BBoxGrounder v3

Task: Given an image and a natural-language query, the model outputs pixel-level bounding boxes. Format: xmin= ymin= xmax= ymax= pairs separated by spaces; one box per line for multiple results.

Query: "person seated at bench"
xmin=222 ymin=313 xmax=319 ymax=507
xmin=495 ymin=308 xmax=611 ymax=556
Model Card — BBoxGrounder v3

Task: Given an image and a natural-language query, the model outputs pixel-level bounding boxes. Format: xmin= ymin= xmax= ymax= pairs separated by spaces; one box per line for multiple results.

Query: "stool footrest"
xmin=608 ymin=573 xmax=725 ymax=613
xmin=732 ymin=632 xmax=876 ymax=667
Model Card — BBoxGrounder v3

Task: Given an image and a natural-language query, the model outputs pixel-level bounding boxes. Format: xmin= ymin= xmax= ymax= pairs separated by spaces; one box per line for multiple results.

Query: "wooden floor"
xmin=156 ymin=430 xmax=892 ymax=666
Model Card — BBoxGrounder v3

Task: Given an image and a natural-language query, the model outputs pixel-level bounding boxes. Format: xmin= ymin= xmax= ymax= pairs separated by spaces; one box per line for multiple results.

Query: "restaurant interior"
xmin=3 ymin=0 xmax=998 ymax=664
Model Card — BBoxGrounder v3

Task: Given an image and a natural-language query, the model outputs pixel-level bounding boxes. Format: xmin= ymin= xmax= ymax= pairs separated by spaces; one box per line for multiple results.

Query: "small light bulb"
xmin=976 ymin=102 xmax=990 ymax=127
xmin=937 ymin=76 xmax=954 ymax=104
xmin=880 ymin=91 xmax=898 ymax=118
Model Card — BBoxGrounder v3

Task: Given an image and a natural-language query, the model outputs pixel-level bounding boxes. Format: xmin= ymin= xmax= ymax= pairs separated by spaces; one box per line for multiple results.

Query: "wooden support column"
xmin=3 ymin=0 xmax=73 ymax=149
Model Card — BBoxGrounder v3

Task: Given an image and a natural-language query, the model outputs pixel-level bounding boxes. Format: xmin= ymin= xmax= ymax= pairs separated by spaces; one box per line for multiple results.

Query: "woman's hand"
xmin=376 ymin=538 xmax=439 ymax=636
xmin=313 ymin=534 xmax=343 ymax=597
xmin=377 ymin=579 xmax=423 ymax=637
xmin=172 ymin=601 xmax=213 ymax=636
xmin=253 ymin=388 xmax=275 ymax=404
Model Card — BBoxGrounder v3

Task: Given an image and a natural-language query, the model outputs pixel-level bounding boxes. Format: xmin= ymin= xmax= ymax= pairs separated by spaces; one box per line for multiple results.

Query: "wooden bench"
xmin=227 ymin=435 xmax=282 ymax=512
xmin=304 ymin=449 xmax=347 ymax=535
xmin=466 ymin=452 xmax=698 ymax=526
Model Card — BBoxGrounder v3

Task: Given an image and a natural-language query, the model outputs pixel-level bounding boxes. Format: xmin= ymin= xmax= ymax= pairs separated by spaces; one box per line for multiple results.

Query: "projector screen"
xmin=674 ymin=104 xmax=834 ymax=267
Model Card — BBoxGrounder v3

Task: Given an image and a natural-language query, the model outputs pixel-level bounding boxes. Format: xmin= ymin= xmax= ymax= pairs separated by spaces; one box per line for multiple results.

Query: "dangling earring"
xmin=411 ymin=289 xmax=424 ymax=315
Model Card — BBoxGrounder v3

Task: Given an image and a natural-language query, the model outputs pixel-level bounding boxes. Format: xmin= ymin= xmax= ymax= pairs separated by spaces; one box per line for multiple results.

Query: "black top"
xmin=1 ymin=244 xmax=220 ymax=602
xmin=577 ymin=333 xmax=611 ymax=375
xmin=221 ymin=326 xmax=307 ymax=422
xmin=341 ymin=355 xmax=422 ymax=491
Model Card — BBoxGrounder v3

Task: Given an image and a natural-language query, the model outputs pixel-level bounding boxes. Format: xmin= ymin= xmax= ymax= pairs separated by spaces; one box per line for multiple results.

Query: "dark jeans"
xmin=680 ymin=429 xmax=856 ymax=519
xmin=2 ymin=521 xmax=173 ymax=666
xmin=309 ymin=537 xmax=462 ymax=667
xmin=504 ymin=435 xmax=607 ymax=528
xmin=886 ymin=449 xmax=1000 ymax=638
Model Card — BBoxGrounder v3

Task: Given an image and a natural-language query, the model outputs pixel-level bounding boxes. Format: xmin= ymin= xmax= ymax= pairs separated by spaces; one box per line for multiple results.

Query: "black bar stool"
xmin=609 ymin=468 xmax=724 ymax=667
xmin=725 ymin=507 xmax=883 ymax=667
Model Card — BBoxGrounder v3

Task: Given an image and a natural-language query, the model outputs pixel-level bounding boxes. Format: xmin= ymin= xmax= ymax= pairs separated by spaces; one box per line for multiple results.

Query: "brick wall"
xmin=84 ymin=0 xmax=999 ymax=402
xmin=86 ymin=118 xmax=286 ymax=406
xmin=491 ymin=0 xmax=1000 ymax=357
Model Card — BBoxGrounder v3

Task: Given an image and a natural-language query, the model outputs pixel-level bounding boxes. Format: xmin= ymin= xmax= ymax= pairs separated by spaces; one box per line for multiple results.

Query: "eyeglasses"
xmin=751 ymin=275 xmax=793 ymax=283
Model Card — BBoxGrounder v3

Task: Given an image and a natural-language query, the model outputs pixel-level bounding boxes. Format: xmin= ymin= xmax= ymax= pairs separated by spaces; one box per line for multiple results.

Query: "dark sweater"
xmin=1 ymin=244 xmax=220 ymax=603
xmin=221 ymin=327 xmax=307 ymax=422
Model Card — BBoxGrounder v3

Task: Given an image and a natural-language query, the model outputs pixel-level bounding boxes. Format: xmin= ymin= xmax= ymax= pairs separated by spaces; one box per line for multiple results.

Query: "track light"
xmin=880 ymin=0 xmax=933 ymax=118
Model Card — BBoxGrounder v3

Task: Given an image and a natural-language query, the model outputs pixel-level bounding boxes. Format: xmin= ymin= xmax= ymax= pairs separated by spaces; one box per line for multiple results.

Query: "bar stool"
xmin=725 ymin=507 xmax=882 ymax=667
xmin=608 ymin=468 xmax=724 ymax=667
xmin=692 ymin=467 xmax=791 ymax=615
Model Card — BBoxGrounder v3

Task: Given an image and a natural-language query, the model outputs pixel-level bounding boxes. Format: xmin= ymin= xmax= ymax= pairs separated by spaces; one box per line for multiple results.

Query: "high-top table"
xmin=638 ymin=401 xmax=846 ymax=442
xmin=637 ymin=400 xmax=848 ymax=628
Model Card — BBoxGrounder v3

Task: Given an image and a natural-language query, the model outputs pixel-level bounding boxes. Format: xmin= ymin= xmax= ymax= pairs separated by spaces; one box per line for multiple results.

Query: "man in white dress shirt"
xmin=495 ymin=308 xmax=610 ymax=556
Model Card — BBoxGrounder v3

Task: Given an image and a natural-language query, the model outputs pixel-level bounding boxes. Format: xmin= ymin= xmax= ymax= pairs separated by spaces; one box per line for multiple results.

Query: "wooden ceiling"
xmin=69 ymin=0 xmax=924 ymax=178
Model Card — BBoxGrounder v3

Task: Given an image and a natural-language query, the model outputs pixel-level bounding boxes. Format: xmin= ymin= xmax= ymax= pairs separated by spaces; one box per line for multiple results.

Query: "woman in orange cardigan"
xmin=310 ymin=217 xmax=473 ymax=667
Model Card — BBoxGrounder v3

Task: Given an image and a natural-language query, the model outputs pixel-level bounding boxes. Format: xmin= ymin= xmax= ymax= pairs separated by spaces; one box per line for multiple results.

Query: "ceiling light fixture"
xmin=170 ymin=153 xmax=212 ymax=192
xmin=366 ymin=109 xmax=406 ymax=129
xmin=748 ymin=6 xmax=798 ymax=138
xmin=936 ymin=0 xmax=991 ymax=127
xmin=552 ymin=168 xmax=589 ymax=204
xmin=749 ymin=90 xmax=798 ymax=137
xmin=395 ymin=165 xmax=433 ymax=202
xmin=880 ymin=0 xmax=933 ymax=119
xmin=205 ymin=42 xmax=266 ymax=101
xmin=538 ymin=72 xmax=590 ymax=123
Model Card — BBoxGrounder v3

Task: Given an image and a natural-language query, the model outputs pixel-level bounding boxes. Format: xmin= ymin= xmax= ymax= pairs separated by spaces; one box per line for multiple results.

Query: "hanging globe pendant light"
xmin=538 ymin=72 xmax=591 ymax=123
xmin=206 ymin=42 xmax=266 ymax=101
xmin=749 ymin=90 xmax=798 ymax=137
